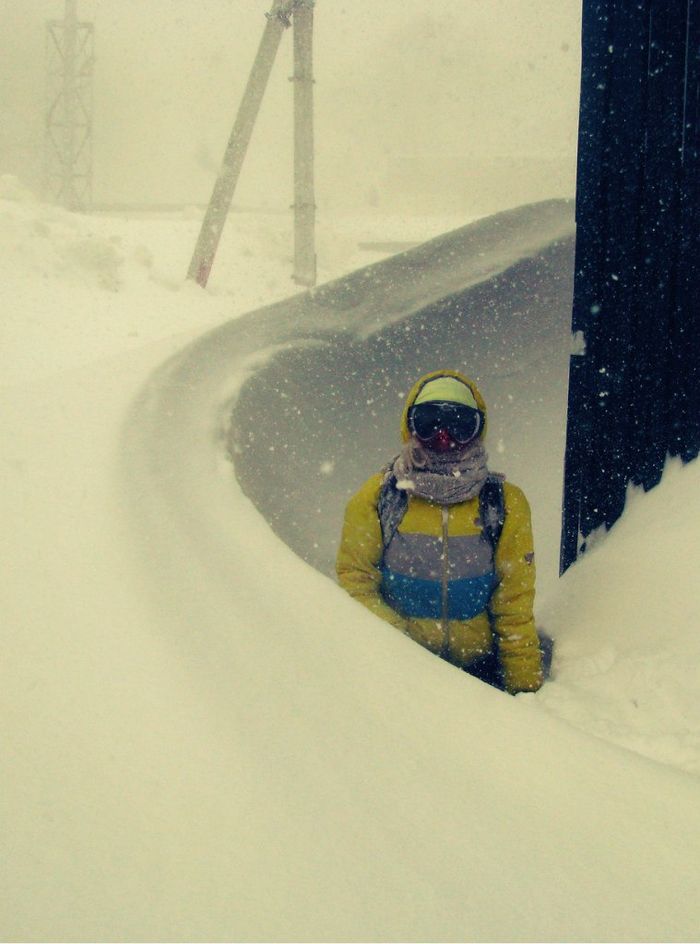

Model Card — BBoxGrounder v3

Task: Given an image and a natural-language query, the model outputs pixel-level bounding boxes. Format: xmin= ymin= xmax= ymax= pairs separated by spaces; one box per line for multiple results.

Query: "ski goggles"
xmin=408 ymin=401 xmax=483 ymax=444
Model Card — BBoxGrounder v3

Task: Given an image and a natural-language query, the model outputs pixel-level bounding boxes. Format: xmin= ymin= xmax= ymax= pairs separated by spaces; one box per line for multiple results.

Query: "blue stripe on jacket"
xmin=380 ymin=566 xmax=498 ymax=621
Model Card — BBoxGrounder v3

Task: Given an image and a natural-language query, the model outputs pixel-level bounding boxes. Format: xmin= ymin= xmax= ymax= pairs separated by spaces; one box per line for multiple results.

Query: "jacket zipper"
xmin=440 ymin=505 xmax=450 ymax=658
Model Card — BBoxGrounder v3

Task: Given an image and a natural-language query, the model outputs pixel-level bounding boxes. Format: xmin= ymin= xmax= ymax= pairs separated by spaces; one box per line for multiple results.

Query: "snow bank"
xmin=540 ymin=456 xmax=700 ymax=775
xmin=0 ymin=177 xmax=468 ymax=387
xmin=2 ymin=188 xmax=699 ymax=942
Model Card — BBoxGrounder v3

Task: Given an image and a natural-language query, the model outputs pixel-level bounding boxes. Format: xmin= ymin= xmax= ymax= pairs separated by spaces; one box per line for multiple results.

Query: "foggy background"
xmin=1 ymin=0 xmax=581 ymax=218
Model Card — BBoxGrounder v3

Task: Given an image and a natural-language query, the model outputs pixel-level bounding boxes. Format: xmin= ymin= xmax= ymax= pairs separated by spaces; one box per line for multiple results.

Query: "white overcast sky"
xmin=1 ymin=1 xmax=582 ymax=213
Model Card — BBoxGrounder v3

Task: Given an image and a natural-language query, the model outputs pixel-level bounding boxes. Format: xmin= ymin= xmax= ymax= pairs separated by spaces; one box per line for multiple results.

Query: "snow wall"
xmin=104 ymin=198 xmax=700 ymax=942
xmin=229 ymin=199 xmax=576 ymax=587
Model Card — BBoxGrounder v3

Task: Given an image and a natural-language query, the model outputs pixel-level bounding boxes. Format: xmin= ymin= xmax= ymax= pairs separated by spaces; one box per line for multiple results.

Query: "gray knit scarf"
xmin=392 ymin=435 xmax=489 ymax=505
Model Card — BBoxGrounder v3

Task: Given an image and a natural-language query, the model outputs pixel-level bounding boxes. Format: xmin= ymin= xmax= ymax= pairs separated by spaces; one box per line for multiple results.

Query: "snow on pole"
xmin=187 ymin=1 xmax=299 ymax=288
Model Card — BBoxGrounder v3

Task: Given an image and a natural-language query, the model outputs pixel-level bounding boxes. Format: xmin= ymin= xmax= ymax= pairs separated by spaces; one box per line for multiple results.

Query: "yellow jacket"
xmin=336 ymin=370 xmax=543 ymax=694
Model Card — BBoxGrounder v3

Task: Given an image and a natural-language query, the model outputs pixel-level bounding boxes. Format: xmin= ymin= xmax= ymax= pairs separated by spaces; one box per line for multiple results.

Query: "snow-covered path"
xmin=3 ymin=193 xmax=700 ymax=941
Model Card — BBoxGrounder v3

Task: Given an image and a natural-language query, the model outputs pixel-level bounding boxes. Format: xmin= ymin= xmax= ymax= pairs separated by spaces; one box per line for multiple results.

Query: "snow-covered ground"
xmin=2 ymin=178 xmax=700 ymax=941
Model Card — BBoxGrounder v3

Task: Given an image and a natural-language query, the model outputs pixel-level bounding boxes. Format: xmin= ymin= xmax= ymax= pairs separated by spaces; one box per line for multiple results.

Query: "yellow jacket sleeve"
xmin=336 ymin=474 xmax=409 ymax=632
xmin=489 ymin=483 xmax=543 ymax=693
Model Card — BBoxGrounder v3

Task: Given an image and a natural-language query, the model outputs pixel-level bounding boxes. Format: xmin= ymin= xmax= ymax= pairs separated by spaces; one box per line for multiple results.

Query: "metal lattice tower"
xmin=44 ymin=1 xmax=94 ymax=211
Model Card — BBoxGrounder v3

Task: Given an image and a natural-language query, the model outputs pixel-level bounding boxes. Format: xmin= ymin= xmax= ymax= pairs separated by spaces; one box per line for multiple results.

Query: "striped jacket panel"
xmin=380 ymin=529 xmax=497 ymax=620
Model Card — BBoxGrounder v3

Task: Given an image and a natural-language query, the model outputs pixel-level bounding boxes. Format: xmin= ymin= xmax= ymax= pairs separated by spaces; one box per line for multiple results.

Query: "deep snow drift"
xmin=2 ymin=184 xmax=700 ymax=941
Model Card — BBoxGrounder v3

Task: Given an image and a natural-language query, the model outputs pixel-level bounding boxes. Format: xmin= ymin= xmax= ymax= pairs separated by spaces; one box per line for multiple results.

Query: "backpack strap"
xmin=479 ymin=474 xmax=506 ymax=553
xmin=377 ymin=469 xmax=409 ymax=549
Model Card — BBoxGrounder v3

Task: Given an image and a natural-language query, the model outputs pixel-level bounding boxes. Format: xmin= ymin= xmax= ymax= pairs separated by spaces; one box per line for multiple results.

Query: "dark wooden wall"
xmin=561 ymin=0 xmax=700 ymax=573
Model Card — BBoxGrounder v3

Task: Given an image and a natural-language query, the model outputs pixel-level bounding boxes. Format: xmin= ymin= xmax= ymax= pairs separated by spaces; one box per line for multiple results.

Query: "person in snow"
xmin=336 ymin=369 xmax=544 ymax=694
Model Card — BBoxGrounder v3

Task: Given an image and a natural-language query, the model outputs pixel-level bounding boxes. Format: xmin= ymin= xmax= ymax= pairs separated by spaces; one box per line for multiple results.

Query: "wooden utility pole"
xmin=292 ymin=1 xmax=316 ymax=286
xmin=188 ymin=0 xmax=315 ymax=288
